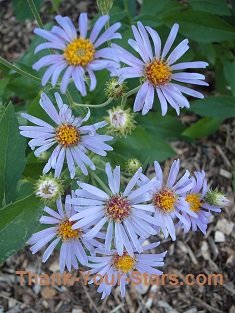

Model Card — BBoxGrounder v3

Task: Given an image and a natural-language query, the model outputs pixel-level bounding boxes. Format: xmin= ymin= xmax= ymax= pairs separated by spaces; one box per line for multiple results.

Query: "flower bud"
xmin=35 ymin=174 xmax=64 ymax=202
xmin=97 ymin=0 xmax=113 ymax=14
xmin=204 ymin=189 xmax=230 ymax=207
xmin=125 ymin=158 xmax=141 ymax=175
xmin=105 ymin=106 xmax=136 ymax=137
xmin=105 ymin=78 xmax=127 ymax=99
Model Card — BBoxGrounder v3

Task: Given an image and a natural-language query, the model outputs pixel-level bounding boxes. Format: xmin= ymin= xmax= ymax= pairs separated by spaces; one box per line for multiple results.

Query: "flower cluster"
xmin=18 ymin=12 xmax=230 ymax=299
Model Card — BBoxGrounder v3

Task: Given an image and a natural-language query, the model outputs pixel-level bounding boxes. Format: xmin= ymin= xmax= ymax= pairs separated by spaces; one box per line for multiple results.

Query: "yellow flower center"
xmin=105 ymin=195 xmax=132 ymax=222
xmin=145 ymin=59 xmax=172 ymax=86
xmin=57 ymin=220 xmax=81 ymax=241
xmin=186 ymin=193 xmax=201 ymax=212
xmin=113 ymin=253 xmax=136 ymax=273
xmin=55 ymin=124 xmax=80 ymax=147
xmin=63 ymin=38 xmax=95 ymax=66
xmin=153 ymin=188 xmax=176 ymax=213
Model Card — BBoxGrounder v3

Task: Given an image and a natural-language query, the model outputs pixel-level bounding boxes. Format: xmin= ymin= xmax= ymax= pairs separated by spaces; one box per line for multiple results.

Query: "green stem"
xmin=121 ymin=85 xmax=140 ymax=106
xmin=0 ymin=56 xmax=41 ymax=82
xmin=27 ymin=0 xmax=44 ymax=28
xmin=73 ymin=97 xmax=113 ymax=108
xmin=90 ymin=171 xmax=111 ymax=195
xmin=66 ymin=90 xmax=75 ymax=107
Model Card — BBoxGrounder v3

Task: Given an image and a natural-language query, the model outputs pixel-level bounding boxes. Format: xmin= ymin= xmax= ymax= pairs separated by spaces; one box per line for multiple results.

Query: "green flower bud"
xmin=204 ymin=189 xmax=230 ymax=207
xmin=97 ymin=0 xmax=113 ymax=14
xmin=105 ymin=78 xmax=128 ymax=99
xmin=125 ymin=158 xmax=141 ymax=175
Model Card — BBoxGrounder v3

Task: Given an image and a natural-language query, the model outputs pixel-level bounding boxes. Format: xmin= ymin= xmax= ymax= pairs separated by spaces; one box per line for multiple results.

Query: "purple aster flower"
xmin=140 ymin=160 xmax=196 ymax=241
xmin=176 ymin=171 xmax=221 ymax=234
xmin=28 ymin=194 xmax=103 ymax=273
xmin=19 ymin=92 xmax=113 ymax=178
xmin=87 ymin=242 xmax=167 ymax=299
xmin=33 ymin=14 xmax=121 ymax=94
xmin=69 ymin=163 xmax=159 ymax=256
xmin=112 ymin=22 xmax=208 ymax=115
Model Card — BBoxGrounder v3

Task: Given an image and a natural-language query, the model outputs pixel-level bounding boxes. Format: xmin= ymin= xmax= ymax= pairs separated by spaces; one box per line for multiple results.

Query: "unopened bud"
xmin=205 ymin=189 xmax=230 ymax=207
xmin=125 ymin=158 xmax=141 ymax=175
xmin=105 ymin=78 xmax=127 ymax=99
xmin=97 ymin=0 xmax=113 ymax=14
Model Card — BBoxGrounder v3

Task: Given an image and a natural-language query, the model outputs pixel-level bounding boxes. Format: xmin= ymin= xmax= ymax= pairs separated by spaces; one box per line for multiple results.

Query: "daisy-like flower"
xmin=19 ymin=92 xmax=113 ymax=178
xmin=87 ymin=242 xmax=166 ymax=299
xmin=33 ymin=14 xmax=121 ymax=94
xmin=112 ymin=22 xmax=208 ymax=115
xmin=176 ymin=171 xmax=222 ymax=234
xmin=28 ymin=195 xmax=103 ymax=273
xmin=140 ymin=160 xmax=196 ymax=241
xmin=69 ymin=163 xmax=159 ymax=256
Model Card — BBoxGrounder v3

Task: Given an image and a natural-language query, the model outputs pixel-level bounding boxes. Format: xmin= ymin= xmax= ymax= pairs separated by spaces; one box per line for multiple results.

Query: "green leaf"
xmin=0 ymin=194 xmax=42 ymax=263
xmin=136 ymin=112 xmax=185 ymax=139
xmin=12 ymin=0 xmax=43 ymax=21
xmin=0 ymin=103 xmax=25 ymax=207
xmin=141 ymin=0 xmax=181 ymax=16
xmin=190 ymin=96 xmax=235 ymax=118
xmin=162 ymin=10 xmax=235 ymax=43
xmin=189 ymin=0 xmax=231 ymax=16
xmin=224 ymin=60 xmax=235 ymax=96
xmin=182 ymin=117 xmax=223 ymax=139
xmin=113 ymin=126 xmax=175 ymax=164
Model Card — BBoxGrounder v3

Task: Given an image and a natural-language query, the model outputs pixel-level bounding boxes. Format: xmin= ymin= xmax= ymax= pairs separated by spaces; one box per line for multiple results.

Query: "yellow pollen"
xmin=145 ymin=59 xmax=172 ymax=86
xmin=113 ymin=253 xmax=135 ymax=273
xmin=63 ymin=38 xmax=95 ymax=66
xmin=186 ymin=193 xmax=201 ymax=212
xmin=57 ymin=220 xmax=81 ymax=241
xmin=56 ymin=124 xmax=80 ymax=147
xmin=153 ymin=189 xmax=176 ymax=213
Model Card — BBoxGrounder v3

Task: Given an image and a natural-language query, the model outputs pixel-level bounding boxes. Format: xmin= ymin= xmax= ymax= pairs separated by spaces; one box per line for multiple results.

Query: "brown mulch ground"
xmin=0 ymin=1 xmax=235 ymax=313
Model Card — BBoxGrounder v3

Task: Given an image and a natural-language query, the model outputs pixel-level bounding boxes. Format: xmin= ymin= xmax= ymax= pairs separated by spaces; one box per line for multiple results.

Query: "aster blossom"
xmin=19 ymin=92 xmax=113 ymax=178
xmin=176 ymin=171 xmax=222 ymax=234
xmin=113 ymin=22 xmax=208 ymax=115
xmin=33 ymin=13 xmax=121 ymax=94
xmin=139 ymin=160 xmax=196 ymax=240
xmin=28 ymin=195 xmax=103 ymax=273
xmin=69 ymin=163 xmax=160 ymax=256
xmin=87 ymin=242 xmax=166 ymax=299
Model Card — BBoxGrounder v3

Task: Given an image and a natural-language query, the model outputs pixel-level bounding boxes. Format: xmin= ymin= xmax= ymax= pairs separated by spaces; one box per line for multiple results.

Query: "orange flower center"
xmin=113 ymin=252 xmax=136 ymax=273
xmin=186 ymin=193 xmax=201 ymax=212
xmin=56 ymin=124 xmax=80 ymax=147
xmin=105 ymin=195 xmax=132 ymax=222
xmin=57 ymin=220 xmax=81 ymax=241
xmin=153 ymin=188 xmax=176 ymax=213
xmin=145 ymin=59 xmax=171 ymax=86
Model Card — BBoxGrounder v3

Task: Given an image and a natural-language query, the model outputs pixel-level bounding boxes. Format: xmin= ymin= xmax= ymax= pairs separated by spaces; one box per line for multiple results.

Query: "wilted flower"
xmin=87 ymin=242 xmax=166 ymax=298
xmin=140 ymin=160 xmax=195 ymax=240
xmin=104 ymin=78 xmax=127 ymax=99
xmin=19 ymin=92 xmax=113 ymax=178
xmin=69 ymin=163 xmax=159 ymax=255
xmin=112 ymin=22 xmax=208 ymax=116
xmin=176 ymin=172 xmax=223 ymax=234
xmin=105 ymin=106 xmax=136 ymax=137
xmin=33 ymin=13 xmax=121 ymax=94
xmin=35 ymin=174 xmax=64 ymax=202
xmin=28 ymin=195 xmax=103 ymax=272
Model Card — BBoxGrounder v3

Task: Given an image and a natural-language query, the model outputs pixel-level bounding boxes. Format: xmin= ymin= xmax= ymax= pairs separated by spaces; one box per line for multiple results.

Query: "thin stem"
xmin=27 ymin=0 xmax=44 ymax=28
xmin=121 ymin=85 xmax=140 ymax=106
xmin=0 ymin=56 xmax=41 ymax=82
xmin=66 ymin=90 xmax=75 ymax=107
xmin=72 ymin=97 xmax=113 ymax=108
xmin=90 ymin=171 xmax=111 ymax=195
